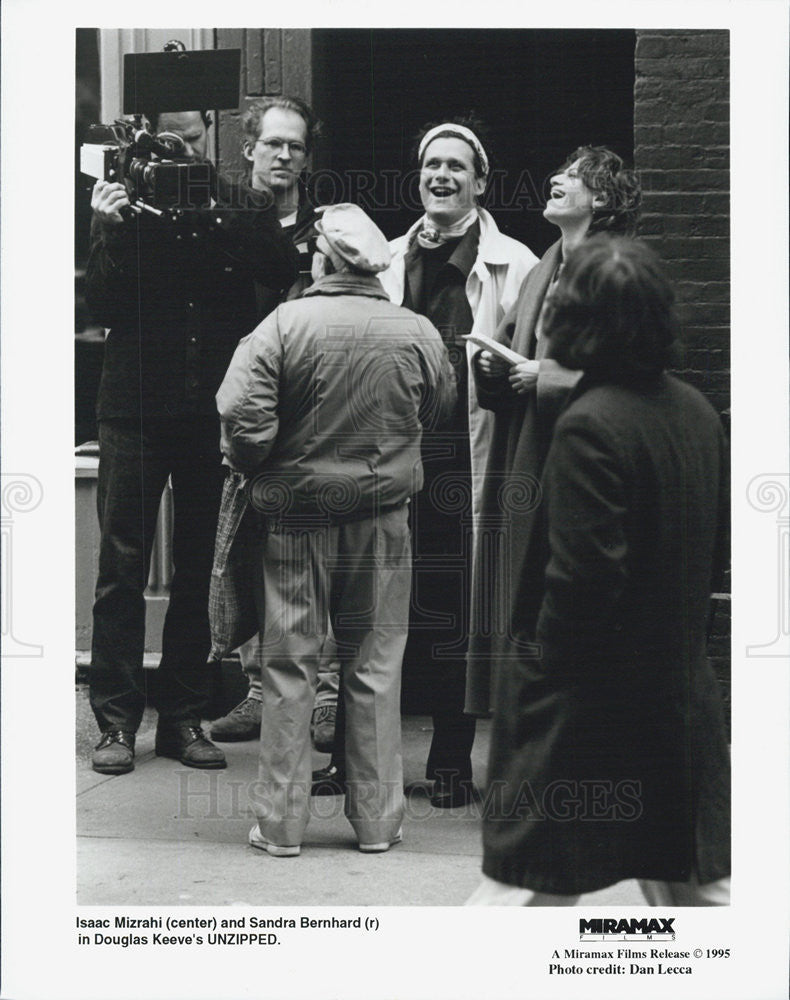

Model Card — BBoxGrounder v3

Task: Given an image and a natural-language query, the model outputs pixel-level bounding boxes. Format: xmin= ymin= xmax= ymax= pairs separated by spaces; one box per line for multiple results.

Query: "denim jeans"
xmin=90 ymin=417 xmax=225 ymax=732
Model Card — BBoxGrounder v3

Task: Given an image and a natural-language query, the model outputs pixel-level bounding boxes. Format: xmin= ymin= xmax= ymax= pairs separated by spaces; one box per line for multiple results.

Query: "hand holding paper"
xmin=465 ymin=332 xmax=538 ymax=390
xmin=463 ymin=332 xmax=528 ymax=366
xmin=508 ymin=358 xmax=541 ymax=394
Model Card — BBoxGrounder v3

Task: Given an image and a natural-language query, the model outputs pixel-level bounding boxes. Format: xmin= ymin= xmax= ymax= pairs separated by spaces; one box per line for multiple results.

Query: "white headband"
xmin=418 ymin=123 xmax=489 ymax=177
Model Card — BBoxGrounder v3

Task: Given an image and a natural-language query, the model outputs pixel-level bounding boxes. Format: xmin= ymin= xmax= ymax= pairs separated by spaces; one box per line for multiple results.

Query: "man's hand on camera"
xmin=92 ymin=180 xmax=130 ymax=226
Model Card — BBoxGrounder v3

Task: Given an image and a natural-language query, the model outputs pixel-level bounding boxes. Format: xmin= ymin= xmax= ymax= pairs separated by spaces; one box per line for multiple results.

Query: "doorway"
xmin=312 ymin=28 xmax=636 ymax=255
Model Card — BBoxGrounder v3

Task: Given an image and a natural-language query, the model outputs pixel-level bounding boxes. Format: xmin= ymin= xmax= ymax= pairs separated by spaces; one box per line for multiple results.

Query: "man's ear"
xmin=242 ymin=142 xmax=254 ymax=164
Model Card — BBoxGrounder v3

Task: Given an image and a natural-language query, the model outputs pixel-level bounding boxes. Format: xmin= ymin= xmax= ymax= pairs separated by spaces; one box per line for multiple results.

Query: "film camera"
xmin=80 ymin=43 xmax=241 ymax=217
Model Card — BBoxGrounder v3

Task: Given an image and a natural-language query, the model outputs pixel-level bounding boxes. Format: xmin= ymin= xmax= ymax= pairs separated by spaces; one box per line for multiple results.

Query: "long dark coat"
xmin=482 ymin=372 xmax=731 ymax=894
xmin=466 ymin=240 xmax=579 ymax=716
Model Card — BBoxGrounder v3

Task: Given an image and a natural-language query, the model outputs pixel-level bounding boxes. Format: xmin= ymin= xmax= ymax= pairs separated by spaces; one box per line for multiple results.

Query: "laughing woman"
xmin=465 ymin=146 xmax=642 ymax=719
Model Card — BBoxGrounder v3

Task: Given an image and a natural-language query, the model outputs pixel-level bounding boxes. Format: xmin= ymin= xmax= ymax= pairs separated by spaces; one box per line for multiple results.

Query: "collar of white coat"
xmin=396 ymin=207 xmax=513 ymax=275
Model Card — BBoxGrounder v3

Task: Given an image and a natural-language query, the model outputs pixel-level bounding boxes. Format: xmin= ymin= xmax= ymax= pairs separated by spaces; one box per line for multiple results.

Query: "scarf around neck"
xmin=415 ymin=208 xmax=479 ymax=250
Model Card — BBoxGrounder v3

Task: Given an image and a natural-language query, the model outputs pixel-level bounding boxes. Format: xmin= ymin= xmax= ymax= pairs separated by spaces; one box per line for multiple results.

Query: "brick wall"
xmin=634 ymin=30 xmax=730 ymax=417
xmin=634 ymin=30 xmax=731 ymax=720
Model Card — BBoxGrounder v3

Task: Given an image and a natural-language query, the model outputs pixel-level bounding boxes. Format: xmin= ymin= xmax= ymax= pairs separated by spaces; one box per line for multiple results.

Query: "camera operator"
xmin=87 ymin=107 xmax=298 ymax=776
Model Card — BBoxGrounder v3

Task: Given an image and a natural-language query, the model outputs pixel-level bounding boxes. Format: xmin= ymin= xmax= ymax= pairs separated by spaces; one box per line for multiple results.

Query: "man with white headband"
xmin=374 ymin=116 xmax=538 ymax=808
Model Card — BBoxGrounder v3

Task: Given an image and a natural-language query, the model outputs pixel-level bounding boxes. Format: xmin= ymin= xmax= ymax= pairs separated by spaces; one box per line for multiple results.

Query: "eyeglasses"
xmin=255 ymin=137 xmax=307 ymax=156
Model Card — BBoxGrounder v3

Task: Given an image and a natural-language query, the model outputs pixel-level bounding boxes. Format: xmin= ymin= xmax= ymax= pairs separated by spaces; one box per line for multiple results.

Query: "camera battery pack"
xmin=80 ymin=144 xmax=118 ymax=182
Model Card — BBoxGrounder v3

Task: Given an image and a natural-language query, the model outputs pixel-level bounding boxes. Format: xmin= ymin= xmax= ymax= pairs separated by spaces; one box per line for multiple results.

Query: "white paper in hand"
xmin=462 ymin=332 xmax=528 ymax=366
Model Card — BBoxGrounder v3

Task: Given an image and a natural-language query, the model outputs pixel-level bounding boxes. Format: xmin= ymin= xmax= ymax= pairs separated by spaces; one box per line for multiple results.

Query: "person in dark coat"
xmin=467 ymin=236 xmax=731 ymax=905
xmin=465 ymin=145 xmax=641 ymax=717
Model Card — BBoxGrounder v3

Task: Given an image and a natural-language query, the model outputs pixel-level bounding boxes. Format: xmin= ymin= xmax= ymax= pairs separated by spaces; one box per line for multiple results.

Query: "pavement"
xmin=76 ymin=682 xmax=645 ymax=907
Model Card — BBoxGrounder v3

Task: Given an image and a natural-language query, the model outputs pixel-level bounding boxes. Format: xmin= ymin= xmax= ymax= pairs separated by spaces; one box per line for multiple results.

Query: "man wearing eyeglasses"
xmin=211 ymin=96 xmax=341 ymax=754
xmin=243 ymin=96 xmax=321 ymax=303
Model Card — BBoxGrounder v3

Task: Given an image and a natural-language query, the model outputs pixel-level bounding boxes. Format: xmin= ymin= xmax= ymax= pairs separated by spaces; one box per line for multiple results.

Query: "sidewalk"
xmin=76 ymin=684 xmax=644 ymax=907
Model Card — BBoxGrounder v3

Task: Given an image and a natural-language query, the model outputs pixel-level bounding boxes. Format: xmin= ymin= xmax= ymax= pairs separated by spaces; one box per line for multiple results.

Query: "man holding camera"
xmin=87 ymin=108 xmax=298 ymax=775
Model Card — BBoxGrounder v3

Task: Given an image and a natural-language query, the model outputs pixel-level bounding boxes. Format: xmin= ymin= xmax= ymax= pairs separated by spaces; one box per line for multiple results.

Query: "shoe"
xmin=310 ymin=703 xmax=337 ymax=753
xmin=155 ymin=724 xmax=227 ymax=769
xmin=92 ymin=730 xmax=136 ymax=775
xmin=359 ymin=827 xmax=403 ymax=853
xmin=430 ymin=775 xmax=475 ymax=809
xmin=210 ymin=698 xmax=262 ymax=742
xmin=248 ymin=824 xmax=300 ymax=857
xmin=311 ymin=762 xmax=346 ymax=796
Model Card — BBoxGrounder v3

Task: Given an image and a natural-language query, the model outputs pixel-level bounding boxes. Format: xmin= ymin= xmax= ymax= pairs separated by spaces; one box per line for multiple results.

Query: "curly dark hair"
xmin=554 ymin=146 xmax=642 ymax=236
xmin=412 ymin=112 xmax=492 ymax=179
xmin=544 ymin=235 xmax=677 ymax=378
xmin=242 ymin=95 xmax=322 ymax=153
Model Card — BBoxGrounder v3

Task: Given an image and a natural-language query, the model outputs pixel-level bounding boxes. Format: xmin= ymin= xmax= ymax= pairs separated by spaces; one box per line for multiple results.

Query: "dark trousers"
xmin=89 ymin=417 xmax=225 ymax=732
xmin=402 ymin=436 xmax=476 ymax=781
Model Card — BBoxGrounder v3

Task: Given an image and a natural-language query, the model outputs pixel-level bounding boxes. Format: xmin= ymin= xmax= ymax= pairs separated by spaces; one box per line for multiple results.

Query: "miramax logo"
xmin=579 ymin=918 xmax=675 ymax=941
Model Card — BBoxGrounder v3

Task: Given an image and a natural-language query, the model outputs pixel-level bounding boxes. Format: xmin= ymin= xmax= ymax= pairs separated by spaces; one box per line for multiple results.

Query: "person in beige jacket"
xmin=217 ymin=204 xmax=456 ymax=854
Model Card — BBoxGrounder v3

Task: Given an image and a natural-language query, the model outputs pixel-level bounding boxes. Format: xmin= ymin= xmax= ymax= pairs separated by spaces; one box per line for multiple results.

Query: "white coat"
xmin=378 ymin=208 xmax=538 ymax=518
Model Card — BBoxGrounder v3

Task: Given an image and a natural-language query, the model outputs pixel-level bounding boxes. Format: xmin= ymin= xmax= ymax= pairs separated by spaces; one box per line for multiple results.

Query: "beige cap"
xmin=314 ymin=204 xmax=391 ymax=273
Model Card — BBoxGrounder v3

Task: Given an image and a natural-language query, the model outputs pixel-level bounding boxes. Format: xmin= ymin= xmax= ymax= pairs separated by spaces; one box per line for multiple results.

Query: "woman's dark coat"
xmin=466 ymin=240 xmax=579 ymax=716
xmin=482 ymin=372 xmax=731 ymax=893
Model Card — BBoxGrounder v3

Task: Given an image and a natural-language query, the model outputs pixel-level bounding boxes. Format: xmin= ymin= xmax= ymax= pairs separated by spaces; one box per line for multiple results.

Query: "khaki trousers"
xmin=253 ymin=506 xmax=411 ymax=847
